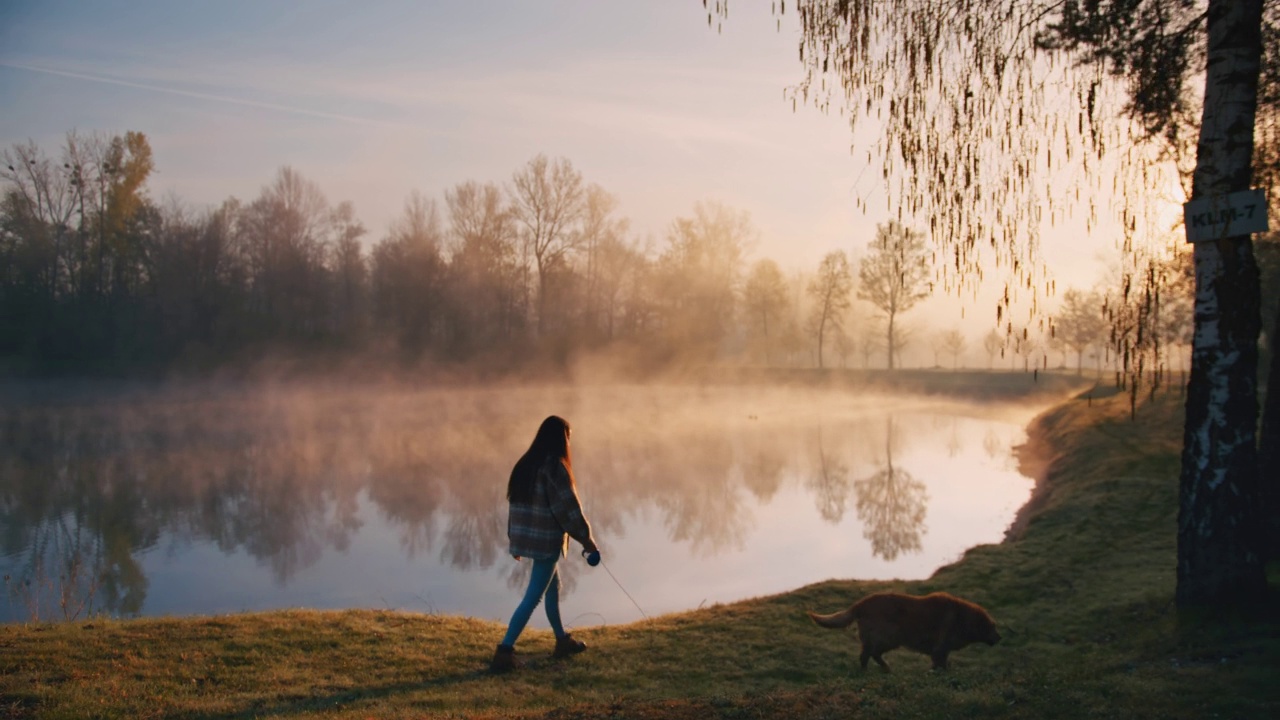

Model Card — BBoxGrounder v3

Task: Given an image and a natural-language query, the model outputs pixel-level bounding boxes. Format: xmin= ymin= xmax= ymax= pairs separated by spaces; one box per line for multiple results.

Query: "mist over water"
xmin=0 ymin=381 xmax=1044 ymax=626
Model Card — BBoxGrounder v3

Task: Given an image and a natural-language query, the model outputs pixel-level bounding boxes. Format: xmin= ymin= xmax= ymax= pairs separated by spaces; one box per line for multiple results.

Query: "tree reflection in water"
xmin=983 ymin=427 xmax=1007 ymax=461
xmin=3 ymin=514 xmax=113 ymax=622
xmin=740 ymin=421 xmax=787 ymax=502
xmin=853 ymin=416 xmax=929 ymax=560
xmin=0 ymin=384 xmax=1029 ymax=623
xmin=806 ymin=428 xmax=851 ymax=522
xmin=1 ymin=405 xmax=153 ymax=619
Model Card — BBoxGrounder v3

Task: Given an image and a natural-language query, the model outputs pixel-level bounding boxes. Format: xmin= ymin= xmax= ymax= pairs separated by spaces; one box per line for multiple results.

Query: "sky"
xmin=0 ymin=0 xmax=1165 ymax=349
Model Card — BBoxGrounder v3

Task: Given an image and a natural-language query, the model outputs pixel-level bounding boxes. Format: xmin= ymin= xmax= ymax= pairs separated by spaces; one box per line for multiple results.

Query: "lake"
xmin=0 ymin=380 xmax=1047 ymax=628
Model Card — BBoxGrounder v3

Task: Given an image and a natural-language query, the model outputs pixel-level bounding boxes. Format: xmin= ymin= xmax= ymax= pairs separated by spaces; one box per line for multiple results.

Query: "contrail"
xmin=1 ymin=61 xmax=407 ymax=128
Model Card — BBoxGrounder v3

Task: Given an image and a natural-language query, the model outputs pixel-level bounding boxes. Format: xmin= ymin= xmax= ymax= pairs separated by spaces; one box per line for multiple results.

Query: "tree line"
xmin=2 ymin=132 xmax=959 ymax=377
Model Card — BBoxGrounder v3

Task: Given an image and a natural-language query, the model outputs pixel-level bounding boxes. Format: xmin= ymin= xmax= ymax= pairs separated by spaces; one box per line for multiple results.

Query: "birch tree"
xmin=1172 ymin=1 xmax=1268 ymax=606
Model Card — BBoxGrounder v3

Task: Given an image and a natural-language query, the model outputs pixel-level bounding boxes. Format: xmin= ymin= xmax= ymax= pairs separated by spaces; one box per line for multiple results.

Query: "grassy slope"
xmin=2 ymin=388 xmax=1278 ymax=719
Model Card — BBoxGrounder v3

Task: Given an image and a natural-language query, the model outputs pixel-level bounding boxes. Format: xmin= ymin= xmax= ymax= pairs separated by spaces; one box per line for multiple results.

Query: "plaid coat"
xmin=507 ymin=457 xmax=594 ymax=560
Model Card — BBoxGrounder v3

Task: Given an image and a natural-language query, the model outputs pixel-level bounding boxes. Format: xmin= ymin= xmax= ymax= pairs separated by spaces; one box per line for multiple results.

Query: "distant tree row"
xmin=2 ymin=131 xmax=962 ymax=376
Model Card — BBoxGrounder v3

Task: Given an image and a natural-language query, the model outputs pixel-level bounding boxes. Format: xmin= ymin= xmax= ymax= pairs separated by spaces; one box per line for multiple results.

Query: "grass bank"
xmin=2 ymin=387 xmax=1277 ymax=719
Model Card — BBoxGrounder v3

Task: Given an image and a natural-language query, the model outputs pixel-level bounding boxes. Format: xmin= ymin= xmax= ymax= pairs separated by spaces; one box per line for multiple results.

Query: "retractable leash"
xmin=582 ymin=549 xmax=649 ymax=620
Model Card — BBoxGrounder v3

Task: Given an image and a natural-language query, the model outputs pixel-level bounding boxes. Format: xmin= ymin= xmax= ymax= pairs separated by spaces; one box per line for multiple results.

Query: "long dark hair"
xmin=508 ymin=415 xmax=574 ymax=503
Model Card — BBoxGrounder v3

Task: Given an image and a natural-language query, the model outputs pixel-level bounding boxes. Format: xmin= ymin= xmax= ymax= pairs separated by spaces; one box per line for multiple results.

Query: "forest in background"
xmin=3 ymin=130 xmax=1278 ymax=381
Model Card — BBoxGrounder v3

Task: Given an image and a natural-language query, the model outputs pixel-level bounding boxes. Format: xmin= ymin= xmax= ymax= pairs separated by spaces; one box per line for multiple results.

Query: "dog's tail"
xmin=806 ymin=605 xmax=858 ymax=629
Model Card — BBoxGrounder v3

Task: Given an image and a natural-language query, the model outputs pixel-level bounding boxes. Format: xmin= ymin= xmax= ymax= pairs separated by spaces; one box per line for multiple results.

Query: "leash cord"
xmin=600 ymin=560 xmax=649 ymax=620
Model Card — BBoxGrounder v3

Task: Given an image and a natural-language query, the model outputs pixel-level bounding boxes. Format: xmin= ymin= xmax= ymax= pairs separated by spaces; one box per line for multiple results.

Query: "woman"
xmin=490 ymin=415 xmax=599 ymax=673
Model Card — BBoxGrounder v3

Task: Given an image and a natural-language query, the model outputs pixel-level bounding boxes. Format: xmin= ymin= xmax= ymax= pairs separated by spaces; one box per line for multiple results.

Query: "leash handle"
xmin=581 ymin=548 xmax=601 ymax=566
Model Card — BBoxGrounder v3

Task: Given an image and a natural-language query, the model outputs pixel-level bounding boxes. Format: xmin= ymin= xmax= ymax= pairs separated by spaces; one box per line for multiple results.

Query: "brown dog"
xmin=807 ymin=591 xmax=1000 ymax=671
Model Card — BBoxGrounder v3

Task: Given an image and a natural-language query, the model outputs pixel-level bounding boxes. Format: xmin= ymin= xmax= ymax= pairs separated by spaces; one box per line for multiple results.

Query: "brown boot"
xmin=489 ymin=644 xmax=520 ymax=673
xmin=552 ymin=633 xmax=587 ymax=659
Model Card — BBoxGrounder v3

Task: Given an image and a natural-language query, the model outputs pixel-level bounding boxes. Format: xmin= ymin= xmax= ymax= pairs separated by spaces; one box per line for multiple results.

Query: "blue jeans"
xmin=500 ymin=556 xmax=565 ymax=647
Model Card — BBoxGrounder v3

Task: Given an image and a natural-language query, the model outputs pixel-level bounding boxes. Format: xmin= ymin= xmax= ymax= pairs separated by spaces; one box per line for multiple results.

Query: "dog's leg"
xmin=930 ymin=610 xmax=955 ymax=670
xmin=930 ymin=649 xmax=949 ymax=670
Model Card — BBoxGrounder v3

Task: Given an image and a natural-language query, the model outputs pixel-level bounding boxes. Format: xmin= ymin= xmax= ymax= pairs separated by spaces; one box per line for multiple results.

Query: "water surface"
xmin=0 ymin=382 xmax=1043 ymax=627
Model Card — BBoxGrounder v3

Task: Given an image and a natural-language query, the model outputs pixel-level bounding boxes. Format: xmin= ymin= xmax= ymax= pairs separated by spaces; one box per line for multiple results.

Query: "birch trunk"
xmin=1259 ymin=300 xmax=1280 ymax=562
xmin=1177 ymin=0 xmax=1268 ymax=609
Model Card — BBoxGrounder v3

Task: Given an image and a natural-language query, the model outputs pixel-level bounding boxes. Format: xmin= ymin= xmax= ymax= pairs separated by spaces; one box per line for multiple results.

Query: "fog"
xmin=0 ymin=378 xmax=1054 ymax=625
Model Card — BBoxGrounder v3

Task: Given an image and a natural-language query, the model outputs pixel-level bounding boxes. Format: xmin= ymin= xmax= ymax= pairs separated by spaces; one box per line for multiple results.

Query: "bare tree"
xmin=239 ymin=166 xmax=335 ymax=335
xmin=653 ymin=201 xmax=752 ymax=358
xmin=592 ymin=232 xmax=649 ymax=341
xmin=508 ymin=154 xmax=585 ymax=336
xmin=808 ymin=251 xmax=853 ymax=369
xmin=371 ymin=191 xmax=446 ymax=354
xmin=857 ymin=222 xmax=931 ymax=369
xmin=858 ymin=320 xmax=883 ymax=369
xmin=743 ymin=258 xmax=791 ymax=366
xmin=577 ymin=184 xmax=629 ymax=342
xmin=982 ymin=329 xmax=1004 ymax=369
xmin=445 ymin=181 xmax=523 ymax=351
xmin=2 ymin=138 xmax=82 ymax=303
xmin=148 ymin=197 xmax=248 ymax=355
xmin=832 ymin=325 xmax=855 ymax=368
xmin=937 ymin=329 xmax=967 ymax=369
xmin=1056 ymin=288 xmax=1108 ymax=375
xmin=1014 ymin=329 xmax=1042 ymax=373
xmin=891 ymin=322 xmax=917 ymax=369
xmin=328 ymin=200 xmax=368 ymax=342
